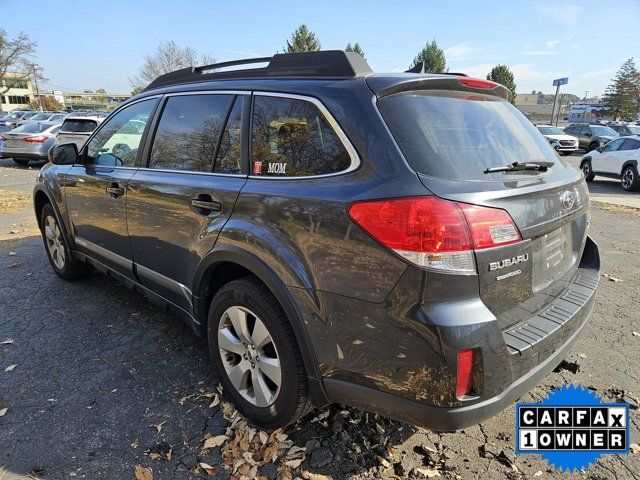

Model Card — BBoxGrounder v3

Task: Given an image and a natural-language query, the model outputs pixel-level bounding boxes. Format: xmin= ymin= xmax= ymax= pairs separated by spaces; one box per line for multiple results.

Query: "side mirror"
xmin=49 ymin=143 xmax=78 ymax=165
xmin=585 ymin=132 xmax=592 ymax=137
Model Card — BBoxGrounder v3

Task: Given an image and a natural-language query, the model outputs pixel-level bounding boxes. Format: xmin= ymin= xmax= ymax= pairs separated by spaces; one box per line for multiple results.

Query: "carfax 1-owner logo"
xmin=516 ymin=384 xmax=631 ymax=471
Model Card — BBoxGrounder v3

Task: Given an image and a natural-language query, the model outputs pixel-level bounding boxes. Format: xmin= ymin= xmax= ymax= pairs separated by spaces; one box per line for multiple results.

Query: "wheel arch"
xmin=33 ymin=186 xmax=73 ymax=246
xmin=580 ymin=156 xmax=592 ymax=168
xmin=192 ymin=245 xmax=329 ymax=407
xmin=621 ymin=159 xmax=638 ymax=174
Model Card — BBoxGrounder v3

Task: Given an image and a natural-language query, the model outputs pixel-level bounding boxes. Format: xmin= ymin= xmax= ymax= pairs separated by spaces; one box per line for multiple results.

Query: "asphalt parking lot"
xmin=1 ymin=155 xmax=639 ymax=479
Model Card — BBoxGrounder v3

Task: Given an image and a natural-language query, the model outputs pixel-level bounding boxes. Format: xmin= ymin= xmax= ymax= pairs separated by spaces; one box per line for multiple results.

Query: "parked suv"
xmin=536 ymin=124 xmax=578 ymax=155
xmin=580 ymin=136 xmax=640 ymax=191
xmin=34 ymin=51 xmax=599 ymax=430
xmin=564 ymin=123 xmax=619 ymax=151
xmin=55 ymin=114 xmax=104 ymax=149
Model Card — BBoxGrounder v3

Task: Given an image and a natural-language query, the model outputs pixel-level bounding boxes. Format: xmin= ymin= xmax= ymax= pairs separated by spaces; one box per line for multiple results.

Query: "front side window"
xmin=86 ymin=99 xmax=156 ymax=167
xmin=251 ymin=96 xmax=351 ymax=177
xmin=149 ymin=94 xmax=232 ymax=172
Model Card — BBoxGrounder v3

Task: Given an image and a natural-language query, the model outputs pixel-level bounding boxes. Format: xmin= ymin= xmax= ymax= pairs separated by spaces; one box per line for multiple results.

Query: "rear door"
xmin=377 ymin=88 xmax=590 ymax=329
xmin=126 ymin=92 xmax=248 ymax=312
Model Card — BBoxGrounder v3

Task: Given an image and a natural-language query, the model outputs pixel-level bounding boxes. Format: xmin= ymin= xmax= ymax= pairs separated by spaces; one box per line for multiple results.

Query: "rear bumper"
xmin=323 ymin=236 xmax=600 ymax=431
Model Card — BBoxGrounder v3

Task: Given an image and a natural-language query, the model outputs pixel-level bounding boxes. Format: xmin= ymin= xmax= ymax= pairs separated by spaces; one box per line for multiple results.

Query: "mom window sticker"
xmin=516 ymin=384 xmax=631 ymax=472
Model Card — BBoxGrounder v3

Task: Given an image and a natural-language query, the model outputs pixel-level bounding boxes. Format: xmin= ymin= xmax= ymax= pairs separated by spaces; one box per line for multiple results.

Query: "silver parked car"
xmin=56 ymin=114 xmax=104 ymax=149
xmin=0 ymin=122 xmax=61 ymax=166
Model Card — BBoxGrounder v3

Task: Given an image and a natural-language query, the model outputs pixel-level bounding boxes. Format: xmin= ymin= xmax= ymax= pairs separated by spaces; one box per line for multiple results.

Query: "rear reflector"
xmin=458 ymin=77 xmax=499 ymax=89
xmin=347 ymin=196 xmax=521 ymax=274
xmin=456 ymin=349 xmax=475 ymax=398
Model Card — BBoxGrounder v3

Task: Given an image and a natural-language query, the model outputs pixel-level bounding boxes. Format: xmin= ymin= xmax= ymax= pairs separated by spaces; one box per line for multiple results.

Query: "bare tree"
xmin=129 ymin=41 xmax=216 ymax=90
xmin=0 ymin=29 xmax=38 ymax=96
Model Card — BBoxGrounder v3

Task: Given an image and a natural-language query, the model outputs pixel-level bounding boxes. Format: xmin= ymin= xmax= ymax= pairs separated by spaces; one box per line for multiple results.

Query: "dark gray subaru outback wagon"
xmin=34 ymin=51 xmax=600 ymax=430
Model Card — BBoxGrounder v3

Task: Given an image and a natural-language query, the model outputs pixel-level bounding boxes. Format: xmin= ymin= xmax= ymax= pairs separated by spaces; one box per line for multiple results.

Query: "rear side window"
xmin=378 ymin=90 xmax=557 ymax=181
xmin=250 ymin=96 xmax=350 ymax=177
xmin=149 ymin=94 xmax=233 ymax=172
xmin=60 ymin=119 xmax=97 ymax=133
xmin=620 ymin=138 xmax=640 ymax=150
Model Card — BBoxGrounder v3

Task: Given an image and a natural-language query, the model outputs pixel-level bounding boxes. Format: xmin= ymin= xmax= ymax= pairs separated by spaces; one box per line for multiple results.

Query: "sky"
xmin=2 ymin=0 xmax=638 ymax=97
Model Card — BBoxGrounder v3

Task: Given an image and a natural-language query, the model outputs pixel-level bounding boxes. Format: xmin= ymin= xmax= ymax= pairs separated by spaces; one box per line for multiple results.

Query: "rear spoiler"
xmin=368 ymin=75 xmax=512 ymax=101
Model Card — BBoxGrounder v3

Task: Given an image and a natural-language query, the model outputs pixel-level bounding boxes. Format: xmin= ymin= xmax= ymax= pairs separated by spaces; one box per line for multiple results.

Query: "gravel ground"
xmin=0 ymin=203 xmax=639 ymax=480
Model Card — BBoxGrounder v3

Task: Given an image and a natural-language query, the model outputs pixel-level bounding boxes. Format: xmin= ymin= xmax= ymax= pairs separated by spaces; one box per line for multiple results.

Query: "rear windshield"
xmin=60 ymin=119 xmax=98 ymax=133
xmin=538 ymin=126 xmax=564 ymax=135
xmin=12 ymin=123 xmax=50 ymax=133
xmin=378 ymin=90 xmax=557 ymax=180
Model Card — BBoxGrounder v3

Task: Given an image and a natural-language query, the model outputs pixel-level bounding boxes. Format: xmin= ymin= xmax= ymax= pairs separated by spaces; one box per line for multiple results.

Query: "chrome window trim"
xmin=134 ymin=167 xmax=246 ymax=178
xmin=247 ymin=91 xmax=361 ymax=180
xmin=163 ymin=90 xmax=250 ymax=97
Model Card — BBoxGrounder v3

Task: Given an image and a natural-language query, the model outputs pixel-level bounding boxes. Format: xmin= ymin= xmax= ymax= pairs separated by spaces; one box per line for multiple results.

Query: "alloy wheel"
xmin=622 ymin=168 xmax=634 ymax=190
xmin=44 ymin=215 xmax=65 ymax=269
xmin=217 ymin=306 xmax=281 ymax=407
xmin=582 ymin=163 xmax=590 ymax=177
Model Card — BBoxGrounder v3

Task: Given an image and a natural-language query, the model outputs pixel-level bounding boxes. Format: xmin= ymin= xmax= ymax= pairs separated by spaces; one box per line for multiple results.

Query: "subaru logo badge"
xmin=560 ymin=191 xmax=576 ymax=210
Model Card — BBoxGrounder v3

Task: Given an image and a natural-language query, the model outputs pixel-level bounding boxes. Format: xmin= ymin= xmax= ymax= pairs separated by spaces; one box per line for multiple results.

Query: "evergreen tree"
xmin=487 ymin=64 xmax=517 ymax=105
xmin=410 ymin=40 xmax=447 ymax=74
xmin=284 ymin=25 xmax=321 ymax=53
xmin=602 ymin=58 xmax=640 ymax=121
xmin=345 ymin=42 xmax=366 ymax=60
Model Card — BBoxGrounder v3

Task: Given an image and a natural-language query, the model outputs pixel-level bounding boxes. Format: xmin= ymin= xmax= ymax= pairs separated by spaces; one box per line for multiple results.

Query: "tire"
xmin=40 ymin=203 xmax=92 ymax=280
xmin=621 ymin=165 xmax=640 ymax=192
xmin=13 ymin=158 xmax=29 ymax=166
xmin=208 ymin=277 xmax=311 ymax=429
xmin=587 ymin=142 xmax=599 ymax=152
xmin=581 ymin=159 xmax=595 ymax=182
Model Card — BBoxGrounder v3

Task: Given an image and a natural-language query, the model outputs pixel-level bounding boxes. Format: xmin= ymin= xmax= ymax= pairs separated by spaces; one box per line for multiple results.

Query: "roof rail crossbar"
xmin=144 ymin=50 xmax=373 ymax=91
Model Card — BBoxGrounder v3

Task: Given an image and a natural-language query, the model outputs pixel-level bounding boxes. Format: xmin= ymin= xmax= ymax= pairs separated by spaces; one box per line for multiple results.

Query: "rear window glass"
xmin=60 ymin=119 xmax=98 ymax=133
xmin=12 ymin=122 xmax=50 ymax=133
xmin=378 ymin=90 xmax=557 ymax=180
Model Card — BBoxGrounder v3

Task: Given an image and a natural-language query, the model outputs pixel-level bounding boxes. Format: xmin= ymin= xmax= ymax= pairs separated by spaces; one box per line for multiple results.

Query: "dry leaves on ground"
xmin=0 ymin=189 xmax=31 ymax=215
xmin=134 ymin=465 xmax=153 ymax=480
xmin=5 ymin=262 xmax=20 ymax=269
xmin=0 ymin=339 xmax=13 ymax=345
xmin=0 ymin=408 xmax=7 ymax=417
xmin=4 ymin=365 xmax=16 ymax=372
xmin=200 ymin=401 xmax=306 ymax=479
xmin=603 ymin=273 xmax=623 ymax=282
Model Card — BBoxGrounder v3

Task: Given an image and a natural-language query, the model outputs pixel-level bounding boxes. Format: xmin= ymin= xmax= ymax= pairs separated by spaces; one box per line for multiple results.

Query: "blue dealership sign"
xmin=553 ymin=77 xmax=569 ymax=86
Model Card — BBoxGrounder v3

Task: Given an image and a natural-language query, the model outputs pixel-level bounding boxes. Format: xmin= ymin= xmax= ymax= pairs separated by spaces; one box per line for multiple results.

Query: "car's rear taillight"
xmin=347 ymin=196 xmax=521 ymax=274
xmin=456 ymin=349 xmax=475 ymax=398
xmin=0 ymin=136 xmax=5 ymax=142
xmin=24 ymin=135 xmax=49 ymax=143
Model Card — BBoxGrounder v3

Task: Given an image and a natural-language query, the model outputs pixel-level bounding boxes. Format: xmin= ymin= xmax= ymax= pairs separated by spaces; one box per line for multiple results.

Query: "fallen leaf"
xmin=336 ymin=343 xmax=344 ymax=360
xmin=415 ymin=467 xmax=441 ymax=478
xmin=533 ymin=472 xmax=543 ymax=477
xmin=148 ymin=453 xmax=161 ymax=461
xmin=198 ymin=462 xmax=218 ymax=476
xmin=301 ymin=471 xmax=333 ymax=480
xmin=259 ymin=431 xmax=268 ymax=444
xmin=203 ymin=434 xmax=227 ymax=449
xmin=633 ymin=331 xmax=640 ymax=337
xmin=603 ymin=273 xmax=623 ymax=282
xmin=4 ymin=365 xmax=17 ymax=372
xmin=0 ymin=339 xmax=13 ymax=345
xmin=0 ymin=407 xmax=7 ymax=417
xmin=6 ymin=262 xmax=20 ymax=269
xmin=131 ymin=439 xmax=138 ymax=449
xmin=150 ymin=421 xmax=166 ymax=433
xmin=209 ymin=393 xmax=220 ymax=408
xmin=577 ymin=353 xmax=587 ymax=359
xmin=134 ymin=465 xmax=153 ymax=480
xmin=631 ymin=443 xmax=639 ymax=454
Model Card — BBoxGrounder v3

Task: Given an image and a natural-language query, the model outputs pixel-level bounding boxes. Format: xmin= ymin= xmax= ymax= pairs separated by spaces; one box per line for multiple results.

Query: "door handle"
xmin=106 ymin=184 xmax=125 ymax=198
xmin=191 ymin=199 xmax=222 ymax=212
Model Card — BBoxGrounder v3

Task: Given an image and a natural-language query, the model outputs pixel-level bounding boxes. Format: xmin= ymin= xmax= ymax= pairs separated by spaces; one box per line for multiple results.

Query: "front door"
xmin=127 ymin=93 xmax=248 ymax=312
xmin=64 ymin=98 xmax=158 ymax=279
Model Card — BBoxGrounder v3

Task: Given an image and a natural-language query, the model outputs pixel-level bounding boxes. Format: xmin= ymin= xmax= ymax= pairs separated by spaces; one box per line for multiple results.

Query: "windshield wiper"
xmin=484 ymin=161 xmax=554 ymax=174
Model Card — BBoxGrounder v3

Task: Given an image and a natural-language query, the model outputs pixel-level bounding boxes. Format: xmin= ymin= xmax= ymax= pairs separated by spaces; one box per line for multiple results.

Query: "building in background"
xmin=38 ymin=90 xmax=129 ymax=110
xmin=0 ymin=72 xmax=34 ymax=112
xmin=515 ymin=93 xmax=571 ymax=124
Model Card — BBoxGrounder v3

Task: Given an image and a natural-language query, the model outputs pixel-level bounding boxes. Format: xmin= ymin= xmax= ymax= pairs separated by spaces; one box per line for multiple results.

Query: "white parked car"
xmin=55 ymin=115 xmax=104 ymax=149
xmin=580 ymin=136 xmax=640 ymax=191
xmin=536 ymin=125 xmax=579 ymax=156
